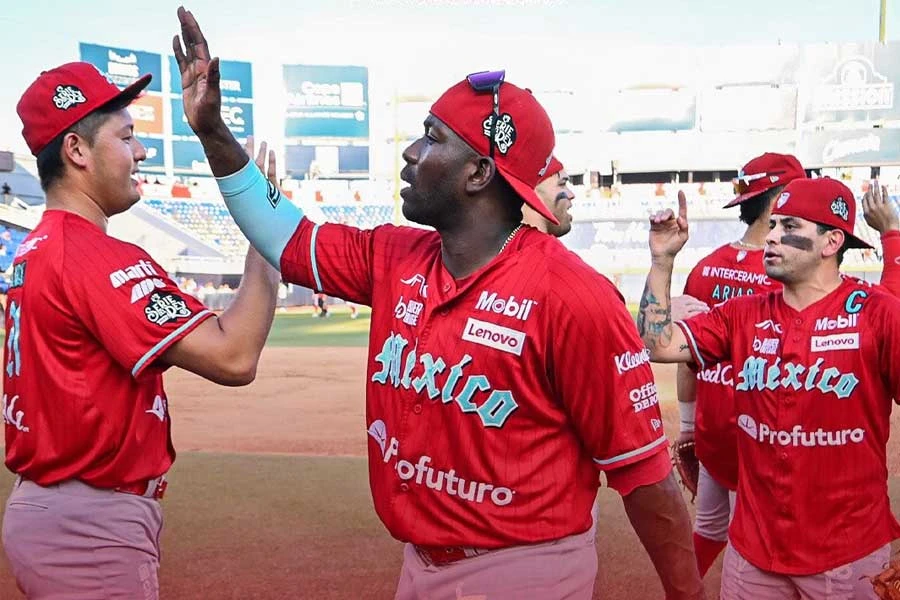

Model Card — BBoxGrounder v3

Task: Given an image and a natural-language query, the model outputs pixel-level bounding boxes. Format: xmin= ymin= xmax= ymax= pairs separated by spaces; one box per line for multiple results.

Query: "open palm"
xmin=173 ymin=7 xmax=221 ymax=135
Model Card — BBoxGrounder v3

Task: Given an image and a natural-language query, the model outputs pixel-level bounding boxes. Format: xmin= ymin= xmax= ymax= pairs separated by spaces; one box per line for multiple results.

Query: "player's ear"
xmin=464 ymin=155 xmax=497 ymax=195
xmin=62 ymin=132 xmax=90 ymax=169
xmin=821 ymin=229 xmax=845 ymax=259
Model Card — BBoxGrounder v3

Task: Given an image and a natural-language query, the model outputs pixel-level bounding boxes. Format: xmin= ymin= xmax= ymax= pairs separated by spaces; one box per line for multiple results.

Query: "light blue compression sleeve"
xmin=215 ymin=160 xmax=304 ymax=269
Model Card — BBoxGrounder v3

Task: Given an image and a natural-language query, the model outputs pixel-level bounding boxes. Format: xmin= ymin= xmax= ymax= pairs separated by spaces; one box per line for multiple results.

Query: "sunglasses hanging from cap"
xmin=732 ymin=170 xmax=786 ymax=195
xmin=466 ymin=70 xmax=505 ymax=159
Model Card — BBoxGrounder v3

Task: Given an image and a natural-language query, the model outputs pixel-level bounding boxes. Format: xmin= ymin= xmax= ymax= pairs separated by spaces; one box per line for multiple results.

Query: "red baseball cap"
xmin=538 ymin=156 xmax=564 ymax=184
xmin=724 ymin=153 xmax=806 ymax=208
xmin=17 ymin=61 xmax=151 ymax=156
xmin=430 ymin=74 xmax=559 ymax=224
xmin=772 ymin=178 xmax=873 ymax=249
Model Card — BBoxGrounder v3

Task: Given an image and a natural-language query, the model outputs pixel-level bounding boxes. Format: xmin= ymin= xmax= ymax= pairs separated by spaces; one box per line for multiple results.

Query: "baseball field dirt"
xmin=2 ymin=347 xmax=900 ymax=599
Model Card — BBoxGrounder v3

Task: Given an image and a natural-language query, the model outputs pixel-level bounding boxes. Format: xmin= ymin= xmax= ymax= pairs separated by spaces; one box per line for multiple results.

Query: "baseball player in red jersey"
xmin=174 ymin=8 xmax=704 ymax=599
xmin=678 ymin=160 xmax=900 ymax=579
xmin=522 ymin=155 xmax=574 ymax=236
xmin=639 ymin=177 xmax=900 ymax=599
xmin=677 ymin=153 xmax=805 ymax=577
xmin=3 ymin=62 xmax=280 ymax=599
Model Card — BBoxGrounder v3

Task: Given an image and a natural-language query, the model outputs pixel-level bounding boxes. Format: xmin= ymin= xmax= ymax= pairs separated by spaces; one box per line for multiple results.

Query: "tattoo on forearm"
xmin=637 ymin=281 xmax=674 ymax=350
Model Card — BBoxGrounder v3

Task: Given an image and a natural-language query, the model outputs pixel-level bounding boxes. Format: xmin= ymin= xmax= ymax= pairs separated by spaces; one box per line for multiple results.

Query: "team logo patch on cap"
xmin=538 ymin=153 xmax=553 ymax=178
xmin=483 ymin=113 xmax=516 ymax=155
xmin=776 ymin=192 xmax=790 ymax=208
xmin=52 ymin=85 xmax=87 ymax=110
xmin=831 ymin=197 xmax=850 ymax=221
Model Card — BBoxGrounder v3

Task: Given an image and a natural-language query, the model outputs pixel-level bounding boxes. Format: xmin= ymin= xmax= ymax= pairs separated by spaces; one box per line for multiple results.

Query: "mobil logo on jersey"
xmin=475 ymin=290 xmax=537 ymax=321
xmin=367 ymin=419 xmax=515 ymax=507
xmin=371 ymin=332 xmax=518 ymax=428
xmin=814 ymin=313 xmax=859 ymax=332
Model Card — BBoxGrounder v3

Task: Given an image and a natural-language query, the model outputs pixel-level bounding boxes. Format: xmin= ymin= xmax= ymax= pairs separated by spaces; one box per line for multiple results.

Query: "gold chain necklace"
xmin=735 ymin=239 xmax=764 ymax=250
xmin=499 ymin=225 xmax=523 ymax=254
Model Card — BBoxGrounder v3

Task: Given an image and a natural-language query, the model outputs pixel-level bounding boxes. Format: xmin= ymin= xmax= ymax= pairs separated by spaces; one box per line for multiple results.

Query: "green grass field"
xmin=265 ymin=309 xmax=372 ymax=347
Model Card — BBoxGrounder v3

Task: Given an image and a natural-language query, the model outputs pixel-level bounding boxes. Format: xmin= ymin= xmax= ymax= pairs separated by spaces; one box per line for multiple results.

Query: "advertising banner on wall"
xmin=283 ymin=65 xmax=369 ymax=139
xmin=797 ymin=127 xmax=900 ymax=167
xmin=79 ymin=43 xmax=163 ymax=92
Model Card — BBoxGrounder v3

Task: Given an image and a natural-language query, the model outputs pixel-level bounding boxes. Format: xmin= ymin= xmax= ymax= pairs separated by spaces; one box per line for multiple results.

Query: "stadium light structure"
xmin=881 ymin=0 xmax=888 ymax=43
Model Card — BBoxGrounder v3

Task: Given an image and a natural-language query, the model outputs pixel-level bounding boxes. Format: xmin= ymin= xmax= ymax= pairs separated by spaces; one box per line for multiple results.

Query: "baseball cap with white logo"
xmin=17 ymin=61 xmax=151 ymax=156
xmin=725 ymin=153 xmax=806 ymax=208
xmin=430 ymin=71 xmax=560 ymax=224
xmin=773 ymin=177 xmax=873 ymax=249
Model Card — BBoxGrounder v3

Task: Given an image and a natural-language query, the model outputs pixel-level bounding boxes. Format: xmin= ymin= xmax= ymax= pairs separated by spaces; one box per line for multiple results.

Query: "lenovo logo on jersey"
xmin=462 ymin=318 xmax=526 ymax=356
xmin=811 ymin=333 xmax=860 ymax=352
xmin=629 ymin=383 xmax=659 ymax=413
xmin=475 ymin=291 xmax=537 ymax=321
xmin=369 ymin=427 xmax=515 ymax=507
xmin=615 ymin=348 xmax=651 ymax=375
xmin=737 ymin=414 xmax=864 ymax=447
xmin=814 ymin=314 xmax=859 ymax=332
xmin=110 ymin=259 xmax=159 ymax=288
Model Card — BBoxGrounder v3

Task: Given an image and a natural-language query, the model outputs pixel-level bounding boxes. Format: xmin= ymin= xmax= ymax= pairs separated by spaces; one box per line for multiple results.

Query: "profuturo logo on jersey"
xmin=737 ymin=414 xmax=865 ymax=447
xmin=475 ymin=290 xmax=537 ymax=321
xmin=736 ymin=356 xmax=859 ymax=400
xmin=367 ymin=420 xmax=515 ymax=507
xmin=372 ymin=333 xmax=518 ymax=428
xmin=615 ymin=348 xmax=650 ymax=375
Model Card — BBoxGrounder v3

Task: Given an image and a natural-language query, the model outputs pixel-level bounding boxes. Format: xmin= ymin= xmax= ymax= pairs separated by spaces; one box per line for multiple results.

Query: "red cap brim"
xmin=498 ymin=165 xmax=559 ymax=225
xmin=108 ymin=73 xmax=152 ymax=110
xmin=723 ymin=187 xmax=769 ymax=208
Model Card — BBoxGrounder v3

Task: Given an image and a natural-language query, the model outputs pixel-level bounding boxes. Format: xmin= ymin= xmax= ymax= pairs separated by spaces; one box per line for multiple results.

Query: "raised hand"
xmin=649 ymin=190 xmax=690 ymax=259
xmin=862 ymin=181 xmax=899 ymax=235
xmin=244 ymin=136 xmax=284 ymax=192
xmin=173 ymin=6 xmax=222 ymax=135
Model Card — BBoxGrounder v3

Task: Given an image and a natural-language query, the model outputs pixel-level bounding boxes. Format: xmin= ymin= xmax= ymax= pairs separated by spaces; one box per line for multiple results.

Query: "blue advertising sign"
xmin=79 ymin=43 xmax=162 ymax=93
xmin=137 ymin=136 xmax=165 ymax=170
xmin=172 ymin=140 xmax=210 ymax=173
xmin=284 ymin=65 xmax=369 ymax=138
xmin=797 ymin=128 xmax=900 ymax=167
xmin=170 ymin=98 xmax=253 ymax=138
xmin=168 ymin=56 xmax=253 ymax=99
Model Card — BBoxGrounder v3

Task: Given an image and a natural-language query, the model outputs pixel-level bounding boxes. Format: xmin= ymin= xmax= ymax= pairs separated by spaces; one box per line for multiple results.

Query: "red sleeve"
xmin=62 ymin=232 xmax=213 ymax=378
xmin=871 ymin=293 xmax=900 ymax=403
xmin=675 ymin=302 xmax=734 ymax=371
xmin=547 ymin=259 xmax=668 ymax=490
xmin=879 ymin=231 xmax=900 ymax=298
xmin=279 ymin=218 xmax=432 ymax=306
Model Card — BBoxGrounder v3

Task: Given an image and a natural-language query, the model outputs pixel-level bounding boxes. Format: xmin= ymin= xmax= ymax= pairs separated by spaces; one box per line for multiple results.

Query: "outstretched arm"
xmin=638 ymin=192 xmax=693 ymax=363
xmin=863 ymin=182 xmax=900 ymax=297
xmin=622 ymin=473 xmax=706 ymax=599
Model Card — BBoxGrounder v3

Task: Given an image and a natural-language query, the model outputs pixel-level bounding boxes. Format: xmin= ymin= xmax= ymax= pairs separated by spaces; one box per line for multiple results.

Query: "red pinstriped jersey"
xmin=3 ymin=211 xmax=213 ymax=488
xmin=281 ymin=219 xmax=669 ymax=548
xmin=677 ymin=279 xmax=900 ymax=574
xmin=682 ymin=244 xmax=780 ymax=490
